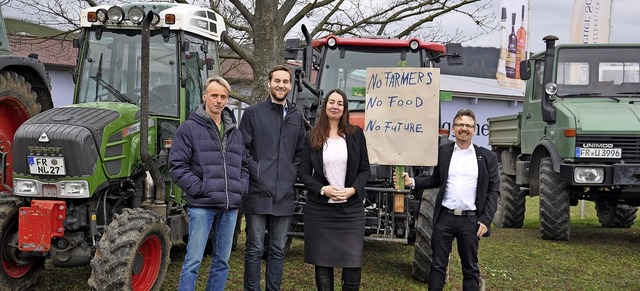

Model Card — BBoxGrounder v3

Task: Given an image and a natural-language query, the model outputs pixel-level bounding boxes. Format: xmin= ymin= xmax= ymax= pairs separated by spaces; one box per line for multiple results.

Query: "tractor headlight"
xmin=13 ymin=179 xmax=40 ymax=197
xmin=107 ymin=6 xmax=125 ymax=24
xmin=327 ymin=37 xmax=337 ymax=47
xmin=128 ymin=6 xmax=145 ymax=24
xmin=409 ymin=40 xmax=419 ymax=50
xmin=574 ymin=167 xmax=604 ymax=184
xmin=60 ymin=181 xmax=89 ymax=198
xmin=96 ymin=9 xmax=108 ymax=23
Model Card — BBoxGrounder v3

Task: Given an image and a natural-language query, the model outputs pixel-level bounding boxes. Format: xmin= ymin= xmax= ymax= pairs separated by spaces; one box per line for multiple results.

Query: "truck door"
xmin=521 ymin=60 xmax=546 ymax=154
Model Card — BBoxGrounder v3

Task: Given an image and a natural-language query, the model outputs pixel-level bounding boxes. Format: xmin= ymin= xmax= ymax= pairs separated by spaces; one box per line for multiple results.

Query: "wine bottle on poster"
xmin=496 ymin=7 xmax=508 ymax=76
xmin=515 ymin=5 xmax=527 ymax=79
xmin=506 ymin=13 xmax=517 ymax=79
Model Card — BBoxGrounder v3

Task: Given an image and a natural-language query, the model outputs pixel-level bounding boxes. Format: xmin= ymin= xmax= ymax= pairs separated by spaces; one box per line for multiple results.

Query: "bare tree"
xmin=6 ymin=0 xmax=494 ymax=104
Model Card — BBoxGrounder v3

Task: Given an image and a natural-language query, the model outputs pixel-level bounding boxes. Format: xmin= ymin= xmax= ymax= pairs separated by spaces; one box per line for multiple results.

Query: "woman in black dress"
xmin=299 ymin=89 xmax=371 ymax=291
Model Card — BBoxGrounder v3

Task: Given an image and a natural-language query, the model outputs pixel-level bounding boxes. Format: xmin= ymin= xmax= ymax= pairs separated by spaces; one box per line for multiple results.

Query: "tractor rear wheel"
xmin=88 ymin=208 xmax=171 ymax=291
xmin=412 ymin=188 xmax=437 ymax=281
xmin=0 ymin=71 xmax=52 ymax=192
xmin=596 ymin=202 xmax=637 ymax=228
xmin=539 ymin=157 xmax=570 ymax=241
xmin=493 ymin=164 xmax=525 ymax=228
xmin=0 ymin=192 xmax=45 ymax=291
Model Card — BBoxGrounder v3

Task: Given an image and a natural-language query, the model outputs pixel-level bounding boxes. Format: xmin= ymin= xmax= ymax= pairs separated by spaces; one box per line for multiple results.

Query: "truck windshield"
xmin=76 ymin=30 xmax=179 ymax=116
xmin=555 ymin=47 xmax=640 ymax=97
xmin=318 ymin=47 xmax=424 ymax=110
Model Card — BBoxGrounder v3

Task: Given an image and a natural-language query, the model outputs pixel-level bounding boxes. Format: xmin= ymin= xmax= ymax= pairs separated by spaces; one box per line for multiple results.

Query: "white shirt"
xmin=322 ymin=137 xmax=348 ymax=204
xmin=441 ymin=143 xmax=478 ymax=211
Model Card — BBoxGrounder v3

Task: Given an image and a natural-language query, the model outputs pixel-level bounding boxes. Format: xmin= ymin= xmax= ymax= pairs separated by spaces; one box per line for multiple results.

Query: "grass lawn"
xmin=34 ymin=198 xmax=640 ymax=290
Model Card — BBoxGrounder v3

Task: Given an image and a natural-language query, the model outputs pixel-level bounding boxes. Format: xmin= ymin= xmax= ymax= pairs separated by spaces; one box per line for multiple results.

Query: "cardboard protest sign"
xmin=364 ymin=67 xmax=440 ymax=166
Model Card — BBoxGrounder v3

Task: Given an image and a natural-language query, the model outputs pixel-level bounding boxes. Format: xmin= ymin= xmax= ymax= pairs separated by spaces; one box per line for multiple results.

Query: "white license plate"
xmin=28 ymin=156 xmax=66 ymax=175
xmin=575 ymin=148 xmax=621 ymax=159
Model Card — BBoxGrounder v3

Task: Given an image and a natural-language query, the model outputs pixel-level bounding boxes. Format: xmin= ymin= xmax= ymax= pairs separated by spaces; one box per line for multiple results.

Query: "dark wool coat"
xmin=238 ymin=99 xmax=306 ymax=215
xmin=169 ymin=105 xmax=249 ymax=209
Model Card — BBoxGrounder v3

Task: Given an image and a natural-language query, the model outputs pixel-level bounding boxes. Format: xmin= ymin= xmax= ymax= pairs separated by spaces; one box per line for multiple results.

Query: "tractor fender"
xmin=0 ymin=55 xmax=52 ymax=90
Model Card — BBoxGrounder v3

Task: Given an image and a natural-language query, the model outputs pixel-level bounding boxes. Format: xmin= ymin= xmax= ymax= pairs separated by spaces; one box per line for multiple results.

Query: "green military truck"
xmin=488 ymin=36 xmax=640 ymax=241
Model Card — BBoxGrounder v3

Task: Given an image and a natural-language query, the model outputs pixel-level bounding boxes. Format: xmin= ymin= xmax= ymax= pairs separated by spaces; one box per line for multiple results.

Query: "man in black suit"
xmin=398 ymin=109 xmax=500 ymax=291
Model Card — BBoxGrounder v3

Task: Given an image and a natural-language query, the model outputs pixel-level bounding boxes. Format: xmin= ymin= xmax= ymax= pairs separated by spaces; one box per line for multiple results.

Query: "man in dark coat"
xmin=398 ymin=109 xmax=500 ymax=291
xmin=170 ymin=76 xmax=249 ymax=291
xmin=240 ymin=65 xmax=307 ymax=291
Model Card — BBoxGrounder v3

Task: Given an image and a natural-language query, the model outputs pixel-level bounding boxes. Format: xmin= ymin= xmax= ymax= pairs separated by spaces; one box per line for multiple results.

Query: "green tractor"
xmin=1 ymin=2 xmax=225 ymax=290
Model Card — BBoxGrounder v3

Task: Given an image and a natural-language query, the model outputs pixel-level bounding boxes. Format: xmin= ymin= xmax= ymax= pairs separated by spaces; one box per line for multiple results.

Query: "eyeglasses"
xmin=453 ymin=123 xmax=475 ymax=129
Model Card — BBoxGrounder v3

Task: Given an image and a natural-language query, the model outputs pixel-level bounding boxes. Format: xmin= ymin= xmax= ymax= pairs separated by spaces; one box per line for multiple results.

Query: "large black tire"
xmin=0 ymin=71 xmax=45 ymax=117
xmin=539 ymin=157 xmax=570 ymax=241
xmin=0 ymin=192 xmax=45 ymax=291
xmin=493 ymin=164 xmax=525 ymax=228
xmin=412 ymin=188 xmax=437 ymax=282
xmin=88 ymin=208 xmax=171 ymax=291
xmin=595 ymin=202 xmax=637 ymax=228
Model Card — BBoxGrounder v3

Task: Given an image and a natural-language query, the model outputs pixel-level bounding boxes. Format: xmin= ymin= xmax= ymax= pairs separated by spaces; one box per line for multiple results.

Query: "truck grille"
xmin=575 ymin=136 xmax=640 ymax=163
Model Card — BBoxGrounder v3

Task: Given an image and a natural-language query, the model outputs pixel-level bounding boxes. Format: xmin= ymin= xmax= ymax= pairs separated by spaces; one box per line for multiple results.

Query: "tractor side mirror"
xmin=445 ymin=43 xmax=463 ymax=66
xmin=284 ymin=38 xmax=300 ymax=60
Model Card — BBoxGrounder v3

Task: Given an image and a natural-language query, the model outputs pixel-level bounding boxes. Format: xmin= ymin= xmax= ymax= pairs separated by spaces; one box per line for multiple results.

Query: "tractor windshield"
xmin=76 ymin=29 xmax=179 ymax=116
xmin=318 ymin=46 xmax=424 ymax=111
xmin=555 ymin=47 xmax=640 ymax=97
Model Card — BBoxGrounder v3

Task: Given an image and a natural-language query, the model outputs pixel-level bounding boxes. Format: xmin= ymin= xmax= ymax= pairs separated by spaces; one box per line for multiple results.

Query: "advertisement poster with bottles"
xmin=496 ymin=0 xmax=528 ymax=90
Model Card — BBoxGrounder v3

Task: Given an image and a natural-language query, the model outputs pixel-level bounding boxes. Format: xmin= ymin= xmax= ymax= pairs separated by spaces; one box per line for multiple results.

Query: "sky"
xmin=442 ymin=0 xmax=639 ymax=53
xmin=2 ymin=0 xmax=637 ymax=54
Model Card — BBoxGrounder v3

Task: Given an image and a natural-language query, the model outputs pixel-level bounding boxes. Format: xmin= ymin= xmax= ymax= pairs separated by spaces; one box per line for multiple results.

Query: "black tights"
xmin=315 ymin=265 xmax=361 ymax=291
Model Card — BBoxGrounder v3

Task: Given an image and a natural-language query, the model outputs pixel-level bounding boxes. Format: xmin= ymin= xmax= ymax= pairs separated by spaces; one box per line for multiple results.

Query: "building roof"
xmin=8 ymin=34 xmax=76 ymax=69
xmin=441 ymin=74 xmax=524 ymax=101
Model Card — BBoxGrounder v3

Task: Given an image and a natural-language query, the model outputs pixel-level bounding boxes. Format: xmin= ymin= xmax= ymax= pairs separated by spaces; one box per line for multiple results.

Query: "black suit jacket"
xmin=414 ymin=142 xmax=500 ymax=235
xmin=298 ymin=127 xmax=371 ymax=205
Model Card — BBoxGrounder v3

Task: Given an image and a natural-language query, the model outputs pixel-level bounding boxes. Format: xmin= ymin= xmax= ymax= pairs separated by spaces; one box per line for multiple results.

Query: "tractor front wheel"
xmin=88 ymin=208 xmax=171 ymax=291
xmin=0 ymin=192 xmax=45 ymax=291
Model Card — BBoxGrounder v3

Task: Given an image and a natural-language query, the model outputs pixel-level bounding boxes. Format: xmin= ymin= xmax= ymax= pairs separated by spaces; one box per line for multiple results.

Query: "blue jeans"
xmin=243 ymin=214 xmax=292 ymax=291
xmin=178 ymin=207 xmax=238 ymax=291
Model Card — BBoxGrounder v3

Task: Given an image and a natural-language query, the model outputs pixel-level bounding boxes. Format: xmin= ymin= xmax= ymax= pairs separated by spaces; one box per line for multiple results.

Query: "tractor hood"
xmin=561 ymin=98 xmax=640 ymax=134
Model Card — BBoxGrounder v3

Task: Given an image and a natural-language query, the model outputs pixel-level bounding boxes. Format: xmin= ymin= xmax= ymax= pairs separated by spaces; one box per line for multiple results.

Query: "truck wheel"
xmin=0 ymin=192 xmax=45 ymax=291
xmin=412 ymin=188 xmax=437 ymax=282
xmin=539 ymin=157 xmax=570 ymax=240
xmin=595 ymin=202 xmax=637 ymax=228
xmin=88 ymin=208 xmax=171 ymax=291
xmin=493 ymin=164 xmax=525 ymax=228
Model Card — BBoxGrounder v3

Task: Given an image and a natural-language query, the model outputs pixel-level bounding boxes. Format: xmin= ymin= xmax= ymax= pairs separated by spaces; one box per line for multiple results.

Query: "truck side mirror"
xmin=445 ymin=43 xmax=463 ymax=66
xmin=520 ymin=60 xmax=531 ymax=80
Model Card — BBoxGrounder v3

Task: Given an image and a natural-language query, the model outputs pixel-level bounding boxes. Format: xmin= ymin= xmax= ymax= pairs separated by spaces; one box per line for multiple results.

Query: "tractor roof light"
xmin=410 ymin=40 xmax=419 ymax=50
xmin=150 ymin=13 xmax=161 ymax=25
xmin=327 ymin=37 xmax=337 ymax=47
xmin=96 ymin=9 xmax=108 ymax=23
xmin=128 ymin=6 xmax=145 ymax=24
xmin=107 ymin=6 xmax=125 ymax=24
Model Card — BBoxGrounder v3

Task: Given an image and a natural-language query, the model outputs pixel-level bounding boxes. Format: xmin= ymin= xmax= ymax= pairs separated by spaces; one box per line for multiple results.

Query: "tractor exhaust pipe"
xmin=140 ymin=11 xmax=166 ymax=215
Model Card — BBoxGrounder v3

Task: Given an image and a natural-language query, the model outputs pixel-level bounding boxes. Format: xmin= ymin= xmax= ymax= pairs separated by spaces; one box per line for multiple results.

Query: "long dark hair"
xmin=309 ymin=89 xmax=356 ymax=150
